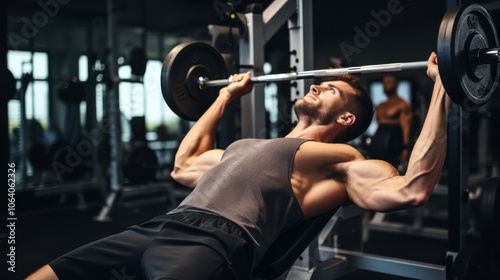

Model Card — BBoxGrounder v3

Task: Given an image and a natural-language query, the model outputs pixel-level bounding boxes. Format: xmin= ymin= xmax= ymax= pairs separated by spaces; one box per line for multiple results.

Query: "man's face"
xmin=383 ymin=76 xmax=398 ymax=94
xmin=294 ymin=80 xmax=353 ymax=124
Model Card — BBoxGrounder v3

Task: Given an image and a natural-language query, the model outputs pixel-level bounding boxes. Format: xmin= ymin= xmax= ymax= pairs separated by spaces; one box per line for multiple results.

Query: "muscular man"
xmin=28 ymin=53 xmax=449 ymax=280
xmin=375 ymin=74 xmax=413 ymax=161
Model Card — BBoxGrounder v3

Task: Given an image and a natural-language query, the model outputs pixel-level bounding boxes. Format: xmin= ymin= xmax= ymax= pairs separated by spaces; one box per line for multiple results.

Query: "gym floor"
xmin=13 ymin=189 xmax=448 ymax=280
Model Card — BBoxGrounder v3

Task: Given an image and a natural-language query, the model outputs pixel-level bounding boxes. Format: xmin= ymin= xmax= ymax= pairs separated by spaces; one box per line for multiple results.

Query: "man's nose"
xmin=310 ymin=84 xmax=320 ymax=94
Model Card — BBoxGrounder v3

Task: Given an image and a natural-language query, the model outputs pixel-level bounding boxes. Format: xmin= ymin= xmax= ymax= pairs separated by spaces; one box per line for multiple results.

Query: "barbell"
xmin=161 ymin=4 xmax=499 ymax=121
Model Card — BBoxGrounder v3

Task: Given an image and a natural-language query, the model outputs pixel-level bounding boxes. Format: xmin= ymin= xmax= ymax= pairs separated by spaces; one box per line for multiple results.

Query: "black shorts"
xmin=49 ymin=211 xmax=254 ymax=280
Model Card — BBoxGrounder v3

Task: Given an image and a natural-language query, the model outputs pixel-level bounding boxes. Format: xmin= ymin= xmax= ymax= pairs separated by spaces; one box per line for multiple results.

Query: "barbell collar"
xmin=198 ymin=61 xmax=428 ymax=90
xmin=475 ymin=48 xmax=500 ymax=64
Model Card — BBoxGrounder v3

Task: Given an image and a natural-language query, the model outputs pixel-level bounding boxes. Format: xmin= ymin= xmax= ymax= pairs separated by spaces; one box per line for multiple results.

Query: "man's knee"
xmin=26 ymin=265 xmax=59 ymax=280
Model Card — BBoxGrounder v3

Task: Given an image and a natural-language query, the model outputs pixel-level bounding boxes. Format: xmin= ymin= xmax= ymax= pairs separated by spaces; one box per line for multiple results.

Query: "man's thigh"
xmin=142 ymin=241 xmax=236 ymax=280
xmin=140 ymin=213 xmax=252 ymax=280
xmin=49 ymin=218 xmax=165 ymax=280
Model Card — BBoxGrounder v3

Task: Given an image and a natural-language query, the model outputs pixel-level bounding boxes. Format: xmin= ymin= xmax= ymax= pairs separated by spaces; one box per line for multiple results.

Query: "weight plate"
xmin=28 ymin=142 xmax=49 ymax=170
xmin=123 ymin=146 xmax=159 ymax=185
xmin=437 ymin=4 xmax=499 ymax=107
xmin=161 ymin=41 xmax=228 ymax=121
xmin=369 ymin=124 xmax=403 ymax=167
xmin=58 ymin=77 xmax=87 ymax=103
xmin=480 ymin=177 xmax=499 ymax=250
xmin=129 ymin=47 xmax=147 ymax=77
xmin=451 ymin=245 xmax=496 ymax=280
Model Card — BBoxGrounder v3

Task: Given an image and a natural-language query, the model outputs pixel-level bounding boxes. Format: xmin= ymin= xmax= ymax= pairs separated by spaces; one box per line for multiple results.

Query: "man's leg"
xmin=26 ymin=216 xmax=167 ymax=280
xmin=26 ymin=265 xmax=59 ymax=280
xmin=142 ymin=212 xmax=253 ymax=280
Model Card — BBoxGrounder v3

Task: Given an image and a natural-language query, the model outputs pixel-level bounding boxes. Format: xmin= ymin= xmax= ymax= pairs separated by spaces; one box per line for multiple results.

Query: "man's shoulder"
xmin=298 ymin=141 xmax=364 ymax=162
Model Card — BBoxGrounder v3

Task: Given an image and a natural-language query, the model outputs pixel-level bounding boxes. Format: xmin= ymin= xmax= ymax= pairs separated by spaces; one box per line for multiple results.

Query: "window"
xmin=78 ymin=57 xmax=182 ymax=142
xmin=118 ymin=60 xmax=182 ymax=140
xmin=264 ymin=83 xmax=279 ymax=138
xmin=7 ymin=50 xmax=50 ymax=132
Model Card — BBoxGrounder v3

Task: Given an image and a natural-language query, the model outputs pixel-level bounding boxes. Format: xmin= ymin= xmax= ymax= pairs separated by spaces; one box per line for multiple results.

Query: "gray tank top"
xmin=174 ymin=138 xmax=307 ymax=264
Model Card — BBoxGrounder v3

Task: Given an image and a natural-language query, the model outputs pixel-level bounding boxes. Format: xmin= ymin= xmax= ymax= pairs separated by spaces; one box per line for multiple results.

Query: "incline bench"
xmin=250 ymin=207 xmax=341 ymax=279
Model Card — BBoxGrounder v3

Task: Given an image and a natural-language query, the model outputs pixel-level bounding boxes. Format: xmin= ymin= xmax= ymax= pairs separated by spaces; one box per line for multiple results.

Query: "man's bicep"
xmin=346 ymin=159 xmax=408 ymax=211
xmin=401 ymin=103 xmax=413 ymax=123
xmin=171 ymin=149 xmax=224 ymax=188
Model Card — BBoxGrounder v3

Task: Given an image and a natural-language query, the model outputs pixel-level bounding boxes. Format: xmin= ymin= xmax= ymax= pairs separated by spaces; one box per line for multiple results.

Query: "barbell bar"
xmin=198 ymin=61 xmax=430 ymax=89
xmin=198 ymin=39 xmax=499 ymax=91
xmin=198 ymin=43 xmax=499 ymax=89
xmin=161 ymin=3 xmax=499 ymax=121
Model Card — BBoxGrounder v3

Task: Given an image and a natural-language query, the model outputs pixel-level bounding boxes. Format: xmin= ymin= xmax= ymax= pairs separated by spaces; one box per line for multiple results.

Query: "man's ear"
xmin=336 ymin=112 xmax=356 ymax=126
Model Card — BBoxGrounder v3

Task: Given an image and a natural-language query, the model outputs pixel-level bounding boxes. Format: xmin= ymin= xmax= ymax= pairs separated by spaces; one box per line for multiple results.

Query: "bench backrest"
xmin=251 ymin=207 xmax=340 ymax=279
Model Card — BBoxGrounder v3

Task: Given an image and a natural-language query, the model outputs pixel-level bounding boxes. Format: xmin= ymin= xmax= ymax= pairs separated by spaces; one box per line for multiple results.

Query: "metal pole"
xmin=446 ymin=103 xmax=466 ymax=271
xmin=240 ymin=12 xmax=266 ymax=138
xmin=200 ymin=61 xmax=428 ymax=88
xmin=95 ymin=0 xmax=123 ymax=221
xmin=445 ymin=1 xmax=463 ymax=276
xmin=288 ymin=0 xmax=313 ymax=123
xmin=475 ymin=48 xmax=500 ymax=64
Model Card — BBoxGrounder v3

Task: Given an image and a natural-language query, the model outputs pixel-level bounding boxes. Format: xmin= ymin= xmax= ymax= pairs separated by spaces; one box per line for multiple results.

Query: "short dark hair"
xmin=328 ymin=75 xmax=374 ymax=142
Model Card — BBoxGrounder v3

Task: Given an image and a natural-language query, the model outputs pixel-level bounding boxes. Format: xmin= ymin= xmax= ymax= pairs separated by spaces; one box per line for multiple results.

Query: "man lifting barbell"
xmin=28 ymin=3 xmax=500 ymax=279
xmin=27 ymin=52 xmax=449 ymax=280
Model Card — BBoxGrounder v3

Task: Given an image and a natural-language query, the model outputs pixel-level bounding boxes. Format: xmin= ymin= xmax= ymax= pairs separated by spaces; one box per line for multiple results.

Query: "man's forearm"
xmin=404 ymin=76 xmax=450 ymax=198
xmin=173 ymin=89 xmax=234 ymax=172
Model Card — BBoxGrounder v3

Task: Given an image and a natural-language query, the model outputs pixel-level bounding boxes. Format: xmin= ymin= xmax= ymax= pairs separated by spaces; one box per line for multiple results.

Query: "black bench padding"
xmin=251 ymin=207 xmax=340 ymax=279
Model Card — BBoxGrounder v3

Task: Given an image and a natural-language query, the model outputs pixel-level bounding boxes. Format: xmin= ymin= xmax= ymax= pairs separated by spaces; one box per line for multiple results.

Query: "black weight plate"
xmin=58 ymin=77 xmax=87 ymax=103
xmin=437 ymin=4 xmax=499 ymax=107
xmin=124 ymin=146 xmax=159 ymax=185
xmin=451 ymin=245 xmax=495 ymax=280
xmin=369 ymin=124 xmax=403 ymax=167
xmin=480 ymin=177 xmax=499 ymax=250
xmin=28 ymin=142 xmax=49 ymax=170
xmin=161 ymin=41 xmax=228 ymax=121
xmin=129 ymin=47 xmax=147 ymax=76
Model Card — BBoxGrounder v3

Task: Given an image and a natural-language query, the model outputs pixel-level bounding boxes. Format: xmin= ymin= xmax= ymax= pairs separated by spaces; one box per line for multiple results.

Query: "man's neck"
xmin=386 ymin=91 xmax=398 ymax=98
xmin=285 ymin=121 xmax=338 ymax=143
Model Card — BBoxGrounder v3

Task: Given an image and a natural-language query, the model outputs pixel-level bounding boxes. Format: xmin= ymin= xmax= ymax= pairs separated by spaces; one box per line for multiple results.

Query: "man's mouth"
xmin=304 ymin=94 xmax=316 ymax=101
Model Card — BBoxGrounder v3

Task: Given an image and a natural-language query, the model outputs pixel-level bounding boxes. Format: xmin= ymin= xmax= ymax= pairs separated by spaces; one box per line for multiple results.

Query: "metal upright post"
xmin=86 ymin=22 xmax=100 ymax=181
xmin=287 ymin=0 xmax=316 ymax=270
xmin=95 ymin=0 xmax=123 ymax=221
xmin=239 ymin=0 xmax=301 ymax=138
xmin=446 ymin=103 xmax=467 ymax=272
xmin=288 ymin=0 xmax=313 ymax=123
xmin=445 ymin=1 xmax=464 ymax=275
xmin=240 ymin=11 xmax=266 ymax=138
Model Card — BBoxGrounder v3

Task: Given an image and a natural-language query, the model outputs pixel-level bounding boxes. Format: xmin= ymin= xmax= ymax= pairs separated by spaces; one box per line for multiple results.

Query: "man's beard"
xmin=294 ymin=100 xmax=336 ymax=125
